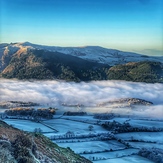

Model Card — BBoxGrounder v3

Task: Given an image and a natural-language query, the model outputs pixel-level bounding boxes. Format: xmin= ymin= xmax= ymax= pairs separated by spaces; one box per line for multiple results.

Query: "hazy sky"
xmin=0 ymin=0 xmax=163 ymax=55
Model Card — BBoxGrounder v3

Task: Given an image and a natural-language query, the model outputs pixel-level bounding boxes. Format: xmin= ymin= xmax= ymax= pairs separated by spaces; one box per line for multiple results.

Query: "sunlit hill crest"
xmin=0 ymin=42 xmax=163 ymax=83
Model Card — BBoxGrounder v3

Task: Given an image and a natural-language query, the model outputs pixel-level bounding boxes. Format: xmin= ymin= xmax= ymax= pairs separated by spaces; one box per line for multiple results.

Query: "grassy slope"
xmin=0 ymin=120 xmax=92 ymax=163
xmin=1 ymin=50 xmax=109 ymax=81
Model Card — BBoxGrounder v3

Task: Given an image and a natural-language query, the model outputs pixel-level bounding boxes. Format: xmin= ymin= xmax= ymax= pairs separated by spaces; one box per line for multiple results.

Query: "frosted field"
xmin=61 ymin=115 xmax=98 ymax=123
xmin=3 ymin=119 xmax=54 ymax=132
xmin=3 ymin=116 xmax=162 ymax=163
xmin=81 ymin=148 xmax=139 ymax=159
xmin=93 ymin=155 xmax=154 ymax=163
xmin=110 ymin=117 xmax=163 ymax=127
xmin=115 ymin=132 xmax=163 ymax=143
xmin=64 ymin=116 xmax=163 ymax=129
xmin=126 ymin=119 xmax=163 ymax=128
xmin=127 ymin=141 xmax=163 ymax=150
xmin=56 ymin=140 xmax=126 ymax=154
xmin=44 ymin=118 xmax=107 ymax=134
xmin=0 ymin=108 xmax=7 ymax=112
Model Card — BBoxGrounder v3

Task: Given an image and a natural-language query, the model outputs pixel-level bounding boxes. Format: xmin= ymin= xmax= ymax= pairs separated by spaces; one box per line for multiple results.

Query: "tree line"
xmin=5 ymin=107 xmax=56 ymax=119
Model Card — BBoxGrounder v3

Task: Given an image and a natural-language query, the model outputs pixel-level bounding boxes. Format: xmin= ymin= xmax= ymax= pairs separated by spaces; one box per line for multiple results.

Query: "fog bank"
xmin=0 ymin=79 xmax=163 ymax=118
xmin=1 ymin=79 xmax=163 ymax=104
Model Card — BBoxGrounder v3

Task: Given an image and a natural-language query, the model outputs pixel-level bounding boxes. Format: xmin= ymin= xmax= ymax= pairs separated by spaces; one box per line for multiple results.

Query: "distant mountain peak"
xmin=21 ymin=41 xmax=32 ymax=45
xmin=0 ymin=41 xmax=163 ymax=82
xmin=1 ymin=42 xmax=163 ymax=66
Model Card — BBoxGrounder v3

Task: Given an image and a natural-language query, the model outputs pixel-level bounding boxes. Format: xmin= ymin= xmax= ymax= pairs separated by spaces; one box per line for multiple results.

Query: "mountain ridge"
xmin=1 ymin=42 xmax=163 ymax=65
xmin=0 ymin=42 xmax=163 ymax=83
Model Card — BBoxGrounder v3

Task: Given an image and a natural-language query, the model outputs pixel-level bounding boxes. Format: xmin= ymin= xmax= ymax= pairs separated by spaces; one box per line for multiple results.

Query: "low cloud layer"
xmin=0 ymin=79 xmax=163 ymax=105
xmin=0 ymin=79 xmax=163 ymax=118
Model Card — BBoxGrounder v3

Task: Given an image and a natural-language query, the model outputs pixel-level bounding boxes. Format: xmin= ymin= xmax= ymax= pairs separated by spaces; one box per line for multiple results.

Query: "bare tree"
xmin=88 ymin=125 xmax=94 ymax=131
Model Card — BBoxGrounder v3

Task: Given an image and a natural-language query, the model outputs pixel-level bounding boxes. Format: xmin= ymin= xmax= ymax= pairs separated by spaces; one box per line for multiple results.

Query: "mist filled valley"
xmin=1 ymin=79 xmax=163 ymax=118
xmin=1 ymin=0 xmax=163 ymax=162
xmin=0 ymin=79 xmax=163 ymax=163
xmin=0 ymin=43 xmax=163 ymax=163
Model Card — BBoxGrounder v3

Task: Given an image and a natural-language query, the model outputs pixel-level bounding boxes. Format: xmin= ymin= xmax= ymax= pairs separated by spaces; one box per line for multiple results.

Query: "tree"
xmin=88 ymin=125 xmax=94 ymax=131
xmin=33 ymin=128 xmax=42 ymax=133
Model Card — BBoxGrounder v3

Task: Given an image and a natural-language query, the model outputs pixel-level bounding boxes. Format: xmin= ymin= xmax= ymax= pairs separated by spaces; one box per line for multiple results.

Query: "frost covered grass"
xmin=126 ymin=141 xmax=163 ymax=150
xmin=81 ymin=148 xmax=139 ymax=160
xmin=126 ymin=119 xmax=163 ymax=128
xmin=92 ymin=155 xmax=154 ymax=163
xmin=115 ymin=132 xmax=163 ymax=143
xmin=44 ymin=119 xmax=106 ymax=135
xmin=56 ymin=140 xmax=125 ymax=154
xmin=107 ymin=118 xmax=163 ymax=128
xmin=61 ymin=115 xmax=97 ymax=123
xmin=3 ymin=116 xmax=162 ymax=163
xmin=3 ymin=119 xmax=54 ymax=132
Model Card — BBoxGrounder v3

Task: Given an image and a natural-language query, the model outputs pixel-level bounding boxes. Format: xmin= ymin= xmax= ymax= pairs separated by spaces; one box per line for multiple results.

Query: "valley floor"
xmin=3 ymin=115 xmax=163 ymax=163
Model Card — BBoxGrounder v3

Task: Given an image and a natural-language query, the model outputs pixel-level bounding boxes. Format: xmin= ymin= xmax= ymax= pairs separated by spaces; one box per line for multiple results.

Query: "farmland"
xmin=3 ymin=113 xmax=163 ymax=162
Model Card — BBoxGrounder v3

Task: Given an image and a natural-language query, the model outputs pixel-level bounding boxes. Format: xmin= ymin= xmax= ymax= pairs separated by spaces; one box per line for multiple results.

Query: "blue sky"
xmin=0 ymin=0 xmax=163 ymax=55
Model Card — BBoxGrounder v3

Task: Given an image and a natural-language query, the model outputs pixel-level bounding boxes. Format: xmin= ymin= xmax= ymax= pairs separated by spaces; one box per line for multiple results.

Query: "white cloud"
xmin=0 ymin=79 xmax=163 ymax=118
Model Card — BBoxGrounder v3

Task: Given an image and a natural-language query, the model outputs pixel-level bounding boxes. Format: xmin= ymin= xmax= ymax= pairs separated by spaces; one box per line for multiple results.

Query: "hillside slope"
xmin=1 ymin=42 xmax=163 ymax=66
xmin=0 ymin=42 xmax=163 ymax=83
xmin=1 ymin=49 xmax=110 ymax=81
xmin=108 ymin=61 xmax=163 ymax=83
xmin=0 ymin=120 xmax=91 ymax=163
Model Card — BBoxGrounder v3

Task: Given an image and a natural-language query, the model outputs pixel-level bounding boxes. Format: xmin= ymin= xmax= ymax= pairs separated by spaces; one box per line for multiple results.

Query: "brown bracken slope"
xmin=0 ymin=120 xmax=92 ymax=163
